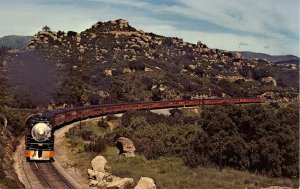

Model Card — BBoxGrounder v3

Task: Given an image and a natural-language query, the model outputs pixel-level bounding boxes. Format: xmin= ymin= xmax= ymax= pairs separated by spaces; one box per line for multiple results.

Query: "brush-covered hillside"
xmin=0 ymin=35 xmax=31 ymax=50
xmin=1 ymin=19 xmax=298 ymax=108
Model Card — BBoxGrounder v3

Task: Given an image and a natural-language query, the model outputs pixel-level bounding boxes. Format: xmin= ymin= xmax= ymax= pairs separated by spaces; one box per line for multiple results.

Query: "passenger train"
xmin=25 ymin=97 xmax=262 ymax=161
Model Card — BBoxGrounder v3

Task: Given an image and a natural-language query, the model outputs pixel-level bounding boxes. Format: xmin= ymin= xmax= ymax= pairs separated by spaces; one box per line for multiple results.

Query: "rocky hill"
xmin=234 ymin=51 xmax=299 ymax=63
xmin=0 ymin=35 xmax=31 ymax=50
xmin=236 ymin=51 xmax=300 ymax=66
xmin=1 ymin=19 xmax=299 ymax=107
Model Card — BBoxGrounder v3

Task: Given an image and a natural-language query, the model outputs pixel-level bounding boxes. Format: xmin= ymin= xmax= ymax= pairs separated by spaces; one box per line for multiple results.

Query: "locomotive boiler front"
xmin=25 ymin=114 xmax=54 ymax=161
xmin=31 ymin=122 xmax=51 ymax=142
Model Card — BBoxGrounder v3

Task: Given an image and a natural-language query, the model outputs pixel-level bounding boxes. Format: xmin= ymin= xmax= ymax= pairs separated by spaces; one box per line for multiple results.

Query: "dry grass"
xmin=103 ymin=149 xmax=297 ymax=189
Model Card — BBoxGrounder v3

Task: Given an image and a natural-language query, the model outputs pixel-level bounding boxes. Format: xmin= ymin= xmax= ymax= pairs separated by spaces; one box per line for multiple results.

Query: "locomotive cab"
xmin=25 ymin=114 xmax=54 ymax=161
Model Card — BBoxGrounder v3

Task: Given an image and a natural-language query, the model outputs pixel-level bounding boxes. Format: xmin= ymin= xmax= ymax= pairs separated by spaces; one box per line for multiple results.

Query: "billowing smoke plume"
xmin=7 ymin=52 xmax=58 ymax=108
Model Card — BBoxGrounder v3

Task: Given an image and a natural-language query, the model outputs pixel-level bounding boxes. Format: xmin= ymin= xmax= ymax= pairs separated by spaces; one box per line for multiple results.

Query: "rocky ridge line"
xmin=15 ymin=19 xmax=299 ymax=103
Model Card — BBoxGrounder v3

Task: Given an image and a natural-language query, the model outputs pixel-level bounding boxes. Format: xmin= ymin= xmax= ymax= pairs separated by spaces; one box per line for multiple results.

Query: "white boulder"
xmin=89 ymin=179 xmax=98 ymax=187
xmin=134 ymin=177 xmax=156 ymax=189
xmin=262 ymin=76 xmax=277 ymax=86
xmin=107 ymin=177 xmax=134 ymax=189
xmin=91 ymin=156 xmax=107 ymax=173
xmin=96 ymin=171 xmax=105 ymax=182
xmin=116 ymin=137 xmax=136 ymax=157
xmin=88 ymin=168 xmax=97 ymax=179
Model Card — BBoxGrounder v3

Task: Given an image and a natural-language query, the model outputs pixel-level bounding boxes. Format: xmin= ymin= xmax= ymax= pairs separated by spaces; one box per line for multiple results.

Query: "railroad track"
xmin=29 ymin=162 xmax=75 ymax=189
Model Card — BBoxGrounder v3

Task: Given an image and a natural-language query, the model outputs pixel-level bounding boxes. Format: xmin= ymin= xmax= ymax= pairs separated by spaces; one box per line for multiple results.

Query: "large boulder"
xmin=134 ymin=177 xmax=156 ymax=189
xmin=89 ymin=179 xmax=98 ymax=187
xmin=233 ymin=52 xmax=242 ymax=59
xmin=262 ymin=77 xmax=277 ymax=86
xmin=96 ymin=171 xmax=105 ymax=182
xmin=118 ymin=19 xmax=129 ymax=29
xmin=88 ymin=168 xmax=97 ymax=179
xmin=97 ymin=180 xmax=108 ymax=188
xmin=88 ymin=155 xmax=138 ymax=189
xmin=116 ymin=137 xmax=136 ymax=157
xmin=106 ymin=177 xmax=134 ymax=189
xmin=260 ymin=92 xmax=275 ymax=99
xmin=91 ymin=156 xmax=107 ymax=173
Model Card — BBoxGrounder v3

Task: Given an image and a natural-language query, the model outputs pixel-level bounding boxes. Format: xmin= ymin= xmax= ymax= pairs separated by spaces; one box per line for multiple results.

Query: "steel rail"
xmin=30 ymin=162 xmax=75 ymax=189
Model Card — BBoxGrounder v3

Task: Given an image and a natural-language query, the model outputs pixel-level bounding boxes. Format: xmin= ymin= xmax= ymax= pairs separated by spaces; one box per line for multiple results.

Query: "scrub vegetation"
xmin=66 ymin=104 xmax=298 ymax=189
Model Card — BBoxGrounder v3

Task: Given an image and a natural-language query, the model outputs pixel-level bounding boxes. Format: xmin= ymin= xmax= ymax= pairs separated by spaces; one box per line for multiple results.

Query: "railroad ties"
xmin=29 ymin=162 xmax=75 ymax=189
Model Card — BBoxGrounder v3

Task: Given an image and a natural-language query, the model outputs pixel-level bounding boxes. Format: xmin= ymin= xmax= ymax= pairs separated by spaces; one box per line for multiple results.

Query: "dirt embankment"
xmin=13 ymin=137 xmax=45 ymax=189
xmin=53 ymin=122 xmax=89 ymax=189
xmin=1 ymin=129 xmax=24 ymax=188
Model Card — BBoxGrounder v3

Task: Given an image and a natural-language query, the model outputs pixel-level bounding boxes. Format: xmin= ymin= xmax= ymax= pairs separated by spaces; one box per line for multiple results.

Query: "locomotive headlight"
xmin=38 ymin=129 xmax=45 ymax=135
xmin=31 ymin=122 xmax=51 ymax=142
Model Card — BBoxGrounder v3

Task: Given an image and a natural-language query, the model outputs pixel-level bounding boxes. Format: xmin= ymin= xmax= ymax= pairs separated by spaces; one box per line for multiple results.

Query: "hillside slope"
xmin=0 ymin=35 xmax=31 ymax=50
xmin=235 ymin=51 xmax=299 ymax=63
xmin=2 ymin=19 xmax=299 ymax=107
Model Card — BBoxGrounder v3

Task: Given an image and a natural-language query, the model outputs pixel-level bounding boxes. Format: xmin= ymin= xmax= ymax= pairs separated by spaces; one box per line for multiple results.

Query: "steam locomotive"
xmin=25 ymin=97 xmax=262 ymax=161
xmin=25 ymin=114 xmax=54 ymax=161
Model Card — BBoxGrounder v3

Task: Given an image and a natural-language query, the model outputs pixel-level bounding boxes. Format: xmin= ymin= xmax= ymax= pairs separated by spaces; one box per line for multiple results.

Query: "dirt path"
xmin=13 ymin=137 xmax=45 ymax=189
xmin=53 ymin=122 xmax=89 ymax=189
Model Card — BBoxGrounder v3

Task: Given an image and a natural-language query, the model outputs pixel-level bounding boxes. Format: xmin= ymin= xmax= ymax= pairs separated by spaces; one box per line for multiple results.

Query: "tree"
xmin=151 ymin=88 xmax=162 ymax=101
xmin=88 ymin=94 xmax=100 ymax=105
xmin=54 ymin=76 xmax=85 ymax=106
xmin=67 ymin=31 xmax=77 ymax=37
xmin=42 ymin=26 xmax=51 ymax=32
xmin=129 ymin=61 xmax=145 ymax=71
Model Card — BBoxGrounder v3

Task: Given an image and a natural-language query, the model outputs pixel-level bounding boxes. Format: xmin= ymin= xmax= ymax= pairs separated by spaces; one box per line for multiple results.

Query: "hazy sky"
xmin=1 ymin=0 xmax=299 ymax=56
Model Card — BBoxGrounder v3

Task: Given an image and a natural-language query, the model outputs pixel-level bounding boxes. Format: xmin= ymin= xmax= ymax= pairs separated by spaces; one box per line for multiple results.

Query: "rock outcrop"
xmin=88 ymin=155 xmax=134 ymax=188
xmin=106 ymin=177 xmax=134 ymax=189
xmin=88 ymin=155 xmax=156 ymax=189
xmin=261 ymin=76 xmax=277 ymax=86
xmin=19 ymin=18 xmax=298 ymax=105
xmin=27 ymin=31 xmax=60 ymax=50
xmin=116 ymin=137 xmax=136 ymax=157
xmin=88 ymin=168 xmax=97 ymax=178
xmin=91 ymin=155 xmax=107 ymax=173
xmin=134 ymin=177 xmax=156 ymax=189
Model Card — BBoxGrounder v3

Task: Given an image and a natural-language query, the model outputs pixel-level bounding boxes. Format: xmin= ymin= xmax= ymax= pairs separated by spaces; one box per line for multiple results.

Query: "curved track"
xmin=29 ymin=162 xmax=75 ymax=189
xmin=24 ymin=98 xmax=262 ymax=188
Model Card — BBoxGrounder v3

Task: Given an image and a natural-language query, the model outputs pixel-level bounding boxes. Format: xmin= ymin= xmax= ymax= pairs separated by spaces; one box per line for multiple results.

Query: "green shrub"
xmin=111 ymin=105 xmax=299 ymax=178
xmin=98 ymin=120 xmax=109 ymax=129
xmin=111 ymin=168 xmax=134 ymax=179
xmin=84 ymin=137 xmax=107 ymax=153
xmin=81 ymin=130 xmax=94 ymax=140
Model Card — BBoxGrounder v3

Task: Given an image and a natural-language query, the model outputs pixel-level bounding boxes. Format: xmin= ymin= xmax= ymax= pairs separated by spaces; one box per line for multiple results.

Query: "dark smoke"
xmin=7 ymin=52 xmax=58 ymax=108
